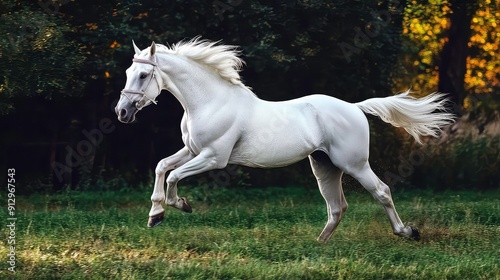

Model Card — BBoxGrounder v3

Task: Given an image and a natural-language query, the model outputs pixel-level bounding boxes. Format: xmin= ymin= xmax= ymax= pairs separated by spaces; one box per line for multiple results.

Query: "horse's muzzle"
xmin=115 ymin=105 xmax=137 ymax=123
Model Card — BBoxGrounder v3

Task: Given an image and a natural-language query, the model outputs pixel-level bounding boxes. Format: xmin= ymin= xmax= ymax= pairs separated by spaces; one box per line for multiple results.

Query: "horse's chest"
xmin=182 ymin=127 xmax=202 ymax=155
xmin=181 ymin=110 xmax=240 ymax=156
xmin=182 ymin=123 xmax=219 ymax=155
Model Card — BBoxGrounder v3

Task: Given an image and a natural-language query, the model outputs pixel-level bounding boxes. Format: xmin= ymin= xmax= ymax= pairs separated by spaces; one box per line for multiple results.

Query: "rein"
xmin=121 ymin=58 xmax=160 ymax=110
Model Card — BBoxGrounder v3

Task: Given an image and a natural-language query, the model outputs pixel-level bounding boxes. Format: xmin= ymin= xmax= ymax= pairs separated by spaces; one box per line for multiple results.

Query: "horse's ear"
xmin=149 ymin=41 xmax=156 ymax=57
xmin=132 ymin=40 xmax=141 ymax=56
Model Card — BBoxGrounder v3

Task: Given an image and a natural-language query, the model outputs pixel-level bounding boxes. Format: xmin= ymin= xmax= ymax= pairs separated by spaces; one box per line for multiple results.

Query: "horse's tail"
xmin=355 ymin=90 xmax=456 ymax=144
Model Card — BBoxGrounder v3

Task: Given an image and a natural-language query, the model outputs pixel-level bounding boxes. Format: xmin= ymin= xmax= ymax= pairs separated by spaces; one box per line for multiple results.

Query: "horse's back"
xmin=292 ymin=94 xmax=369 ymax=137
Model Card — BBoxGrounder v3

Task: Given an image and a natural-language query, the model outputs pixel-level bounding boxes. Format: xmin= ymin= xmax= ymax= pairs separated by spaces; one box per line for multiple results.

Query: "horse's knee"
xmin=155 ymin=160 xmax=168 ymax=176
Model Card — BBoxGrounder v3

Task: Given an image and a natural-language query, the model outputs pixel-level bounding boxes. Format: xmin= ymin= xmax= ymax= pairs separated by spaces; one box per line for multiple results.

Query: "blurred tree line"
xmin=0 ymin=0 xmax=498 ymax=193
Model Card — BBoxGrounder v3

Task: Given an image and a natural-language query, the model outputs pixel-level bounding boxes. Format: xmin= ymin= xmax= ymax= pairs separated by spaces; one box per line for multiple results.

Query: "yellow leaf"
xmin=110 ymin=40 xmax=121 ymax=49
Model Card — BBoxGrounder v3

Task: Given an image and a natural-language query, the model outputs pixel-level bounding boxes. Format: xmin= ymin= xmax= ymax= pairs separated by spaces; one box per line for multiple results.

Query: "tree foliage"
xmin=0 ymin=1 xmax=85 ymax=114
xmin=397 ymin=0 xmax=500 ymax=112
xmin=1 ymin=0 xmax=498 ymax=190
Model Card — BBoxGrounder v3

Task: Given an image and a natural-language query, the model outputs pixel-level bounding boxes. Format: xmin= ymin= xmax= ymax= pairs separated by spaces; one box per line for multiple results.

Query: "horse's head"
xmin=115 ymin=41 xmax=162 ymax=123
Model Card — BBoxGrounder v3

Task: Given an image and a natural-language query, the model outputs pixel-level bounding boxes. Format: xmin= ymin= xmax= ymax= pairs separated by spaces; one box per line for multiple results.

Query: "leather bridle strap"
xmin=120 ymin=58 xmax=160 ymax=109
xmin=131 ymin=58 xmax=157 ymax=66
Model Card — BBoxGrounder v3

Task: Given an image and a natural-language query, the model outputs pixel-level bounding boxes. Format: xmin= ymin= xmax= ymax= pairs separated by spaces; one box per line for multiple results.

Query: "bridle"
xmin=121 ymin=58 xmax=161 ymax=110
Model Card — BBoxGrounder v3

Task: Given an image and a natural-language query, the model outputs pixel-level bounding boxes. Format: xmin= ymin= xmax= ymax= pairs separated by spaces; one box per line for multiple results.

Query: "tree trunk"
xmin=438 ymin=0 xmax=479 ymax=111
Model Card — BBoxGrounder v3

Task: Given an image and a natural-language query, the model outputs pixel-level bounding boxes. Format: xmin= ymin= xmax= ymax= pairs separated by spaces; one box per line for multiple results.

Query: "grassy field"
xmin=1 ymin=186 xmax=499 ymax=279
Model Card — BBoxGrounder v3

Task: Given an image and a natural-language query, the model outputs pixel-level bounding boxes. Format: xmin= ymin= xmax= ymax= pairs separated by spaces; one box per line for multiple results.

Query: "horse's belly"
xmin=229 ymin=138 xmax=317 ymax=168
xmin=229 ymin=103 xmax=324 ymax=168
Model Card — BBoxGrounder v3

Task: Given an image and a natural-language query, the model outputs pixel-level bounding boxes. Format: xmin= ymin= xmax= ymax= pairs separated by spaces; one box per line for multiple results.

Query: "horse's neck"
xmin=158 ymin=53 xmax=238 ymax=115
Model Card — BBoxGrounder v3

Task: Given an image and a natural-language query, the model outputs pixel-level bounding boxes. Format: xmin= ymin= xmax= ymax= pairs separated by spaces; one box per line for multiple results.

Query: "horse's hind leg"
xmin=348 ymin=162 xmax=420 ymax=240
xmin=309 ymin=151 xmax=347 ymax=243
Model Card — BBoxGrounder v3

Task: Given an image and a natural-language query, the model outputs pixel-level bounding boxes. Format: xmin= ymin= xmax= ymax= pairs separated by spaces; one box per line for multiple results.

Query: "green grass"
xmin=1 ymin=187 xmax=499 ymax=279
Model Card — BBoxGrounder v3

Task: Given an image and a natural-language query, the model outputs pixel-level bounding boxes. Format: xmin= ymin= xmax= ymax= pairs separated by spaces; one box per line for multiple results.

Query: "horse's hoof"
xmin=181 ymin=197 xmax=192 ymax=213
xmin=148 ymin=211 xmax=164 ymax=228
xmin=410 ymin=226 xmax=420 ymax=241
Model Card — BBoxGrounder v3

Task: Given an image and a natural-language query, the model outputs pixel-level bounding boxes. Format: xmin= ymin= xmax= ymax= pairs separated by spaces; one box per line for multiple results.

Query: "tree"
xmin=0 ymin=1 xmax=85 ymax=115
xmin=1 ymin=0 xmax=408 ymax=190
xmin=397 ymin=0 xmax=499 ymax=112
xmin=437 ymin=0 xmax=480 ymax=109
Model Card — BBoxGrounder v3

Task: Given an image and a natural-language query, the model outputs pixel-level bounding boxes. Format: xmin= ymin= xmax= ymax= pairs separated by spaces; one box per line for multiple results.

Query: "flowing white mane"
xmin=154 ymin=38 xmax=246 ymax=88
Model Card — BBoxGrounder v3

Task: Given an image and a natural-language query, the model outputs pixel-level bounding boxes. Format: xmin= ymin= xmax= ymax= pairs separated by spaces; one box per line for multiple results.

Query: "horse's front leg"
xmin=148 ymin=147 xmax=194 ymax=227
xmin=165 ymin=149 xmax=221 ymax=212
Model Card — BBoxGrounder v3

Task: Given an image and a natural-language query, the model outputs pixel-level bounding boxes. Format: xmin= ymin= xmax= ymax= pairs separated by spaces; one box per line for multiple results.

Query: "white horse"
xmin=115 ymin=38 xmax=454 ymax=242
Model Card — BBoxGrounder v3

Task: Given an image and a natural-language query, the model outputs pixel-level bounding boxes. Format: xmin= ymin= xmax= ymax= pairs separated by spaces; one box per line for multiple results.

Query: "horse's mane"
xmin=154 ymin=38 xmax=247 ymax=88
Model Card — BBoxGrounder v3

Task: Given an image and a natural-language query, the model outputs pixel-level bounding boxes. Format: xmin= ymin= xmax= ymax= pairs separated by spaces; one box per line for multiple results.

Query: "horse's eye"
xmin=140 ymin=73 xmax=148 ymax=79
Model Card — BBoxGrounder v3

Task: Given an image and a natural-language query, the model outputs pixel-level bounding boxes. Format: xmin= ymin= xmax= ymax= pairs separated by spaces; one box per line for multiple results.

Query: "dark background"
xmin=1 ymin=0 xmax=499 ymax=194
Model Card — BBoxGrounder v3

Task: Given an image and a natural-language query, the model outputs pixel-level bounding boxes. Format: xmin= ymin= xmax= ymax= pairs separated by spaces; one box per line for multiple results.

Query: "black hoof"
xmin=410 ymin=226 xmax=420 ymax=241
xmin=148 ymin=212 xmax=164 ymax=228
xmin=181 ymin=197 xmax=192 ymax=213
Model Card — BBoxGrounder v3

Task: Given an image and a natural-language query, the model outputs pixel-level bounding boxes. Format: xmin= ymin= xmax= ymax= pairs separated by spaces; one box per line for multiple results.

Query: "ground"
xmin=1 ymin=186 xmax=499 ymax=279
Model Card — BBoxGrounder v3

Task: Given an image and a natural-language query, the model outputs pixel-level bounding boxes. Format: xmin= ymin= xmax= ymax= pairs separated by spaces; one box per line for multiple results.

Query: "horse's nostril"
xmin=119 ymin=108 xmax=127 ymax=118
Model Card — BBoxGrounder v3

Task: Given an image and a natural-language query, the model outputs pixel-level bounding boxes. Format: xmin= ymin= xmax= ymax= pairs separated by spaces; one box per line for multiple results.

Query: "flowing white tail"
xmin=355 ymin=90 xmax=456 ymax=144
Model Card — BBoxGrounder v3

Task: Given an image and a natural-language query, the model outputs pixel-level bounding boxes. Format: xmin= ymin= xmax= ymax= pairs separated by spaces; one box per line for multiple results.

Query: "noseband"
xmin=121 ymin=58 xmax=161 ymax=110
